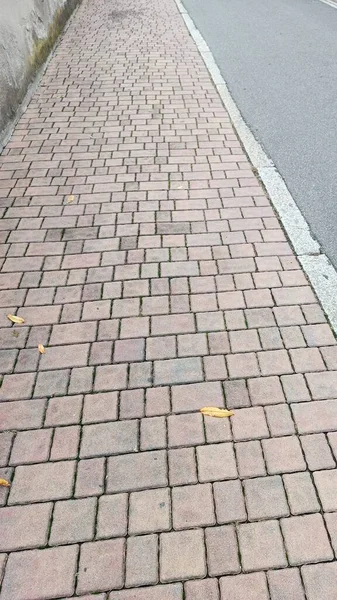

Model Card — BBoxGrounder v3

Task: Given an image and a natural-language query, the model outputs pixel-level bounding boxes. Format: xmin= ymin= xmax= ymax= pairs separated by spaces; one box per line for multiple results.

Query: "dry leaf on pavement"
xmin=0 ymin=479 xmax=10 ymax=487
xmin=7 ymin=314 xmax=24 ymax=324
xmin=200 ymin=407 xmax=234 ymax=418
xmin=67 ymin=194 xmax=75 ymax=203
xmin=38 ymin=344 xmax=45 ymax=354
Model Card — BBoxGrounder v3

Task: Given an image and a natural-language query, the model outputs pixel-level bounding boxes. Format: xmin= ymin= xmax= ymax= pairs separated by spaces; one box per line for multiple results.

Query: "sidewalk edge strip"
xmin=174 ymin=0 xmax=337 ymax=333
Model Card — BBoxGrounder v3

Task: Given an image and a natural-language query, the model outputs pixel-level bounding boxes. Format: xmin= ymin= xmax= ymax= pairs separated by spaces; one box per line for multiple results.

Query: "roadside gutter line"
xmin=175 ymin=0 xmax=337 ymax=333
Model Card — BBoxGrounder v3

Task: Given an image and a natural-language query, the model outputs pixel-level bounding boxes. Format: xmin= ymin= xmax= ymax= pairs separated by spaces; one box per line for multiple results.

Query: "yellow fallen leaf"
xmin=38 ymin=344 xmax=45 ymax=354
xmin=67 ymin=194 xmax=75 ymax=203
xmin=200 ymin=407 xmax=234 ymax=418
xmin=0 ymin=479 xmax=10 ymax=487
xmin=7 ymin=314 xmax=24 ymax=324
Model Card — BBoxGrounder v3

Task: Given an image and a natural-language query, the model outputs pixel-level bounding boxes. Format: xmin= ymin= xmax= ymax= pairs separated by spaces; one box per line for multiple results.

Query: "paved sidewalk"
xmin=1 ymin=0 xmax=337 ymax=598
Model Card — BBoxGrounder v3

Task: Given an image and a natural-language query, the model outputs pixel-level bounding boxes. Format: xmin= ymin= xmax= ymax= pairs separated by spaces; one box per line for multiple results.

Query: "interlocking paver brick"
xmin=168 ymin=413 xmax=204 ymax=447
xmin=268 ymin=568 xmax=306 ymax=600
xmin=292 ymin=399 xmax=337 ymax=433
xmin=263 ymin=436 xmax=306 ymax=474
xmin=129 ymin=488 xmax=170 ymax=535
xmin=9 ymin=460 xmax=75 ymax=504
xmin=213 ymin=479 xmax=247 ymax=524
xmin=49 ymin=498 xmax=96 ymax=545
xmin=97 ymin=494 xmax=128 ymax=539
xmin=172 ymin=484 xmax=215 ymax=529
xmin=235 ymin=440 xmax=266 ymax=478
xmin=301 ymin=563 xmax=337 ymax=600
xmin=0 ymin=503 xmax=52 ymax=552
xmin=224 ymin=379 xmax=250 ymax=408
xmin=232 ymin=406 xmax=269 ymax=441
xmin=205 ymin=525 xmax=240 ymax=576
xmin=10 ymin=428 xmax=52 ymax=465
xmin=126 ymin=534 xmax=158 ymax=588
xmin=107 ymin=451 xmax=167 ymax=493
xmin=0 ymin=545 xmax=78 ymax=600
xmin=146 ymin=387 xmax=171 ymax=416
xmin=171 ymin=381 xmax=224 ymax=413
xmin=238 ymin=520 xmax=287 ymax=571
xmin=220 ymin=573 xmax=269 ymax=600
xmin=77 ymin=539 xmax=125 ymax=594
xmin=82 ymin=391 xmax=118 ymax=423
xmin=154 ymin=357 xmax=203 ymax=385
xmin=281 ymin=514 xmax=333 ymax=565
xmin=300 ymin=433 xmax=335 ymax=470
xmin=160 ymin=529 xmax=206 ymax=582
xmin=197 ymin=442 xmax=237 ymax=481
xmin=248 ymin=376 xmax=285 ymax=406
xmin=283 ymin=472 xmax=320 ymax=514
xmin=168 ymin=448 xmax=198 ymax=486
xmin=244 ymin=475 xmax=289 ymax=520
xmin=185 ymin=579 xmax=219 ymax=600
xmin=80 ymin=420 xmax=138 ymax=457
xmin=313 ymin=469 xmax=337 ymax=511
xmin=75 ymin=457 xmax=105 ymax=498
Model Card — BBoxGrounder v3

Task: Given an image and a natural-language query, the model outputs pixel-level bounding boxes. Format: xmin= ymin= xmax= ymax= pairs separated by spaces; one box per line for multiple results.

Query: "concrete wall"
xmin=0 ymin=0 xmax=79 ymax=146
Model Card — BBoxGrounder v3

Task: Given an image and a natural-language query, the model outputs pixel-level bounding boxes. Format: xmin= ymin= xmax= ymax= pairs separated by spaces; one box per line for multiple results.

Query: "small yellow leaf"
xmin=0 ymin=479 xmax=10 ymax=487
xmin=200 ymin=407 xmax=234 ymax=418
xmin=38 ymin=344 xmax=45 ymax=354
xmin=7 ymin=314 xmax=24 ymax=324
xmin=67 ymin=194 xmax=75 ymax=203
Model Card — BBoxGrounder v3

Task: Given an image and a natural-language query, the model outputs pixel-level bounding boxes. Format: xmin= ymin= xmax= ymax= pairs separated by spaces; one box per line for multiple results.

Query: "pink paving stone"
xmin=238 ymin=520 xmax=287 ymax=571
xmin=184 ymin=579 xmax=219 ymax=600
xmin=267 ymin=568 xmax=306 ymax=600
xmin=0 ymin=372 xmax=35 ymax=400
xmin=97 ymin=494 xmax=128 ymax=539
xmin=77 ymin=539 xmax=125 ymax=594
xmin=0 ymin=545 xmax=78 ymax=600
xmin=281 ymin=513 xmax=333 ymax=565
xmin=0 ymin=503 xmax=52 ymax=552
xmin=171 ymin=381 xmax=225 ymax=413
xmin=9 ymin=460 xmax=76 ymax=504
xmin=160 ymin=529 xmax=206 ymax=582
xmin=301 ymin=562 xmax=337 ymax=600
xmin=0 ymin=398 xmax=46 ymax=431
xmin=172 ymin=484 xmax=215 ymax=529
xmin=205 ymin=525 xmax=240 ymax=576
xmin=220 ymin=573 xmax=269 ymax=600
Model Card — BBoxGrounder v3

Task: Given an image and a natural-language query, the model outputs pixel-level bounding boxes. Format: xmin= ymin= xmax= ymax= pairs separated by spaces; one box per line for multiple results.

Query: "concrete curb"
xmin=175 ymin=0 xmax=337 ymax=333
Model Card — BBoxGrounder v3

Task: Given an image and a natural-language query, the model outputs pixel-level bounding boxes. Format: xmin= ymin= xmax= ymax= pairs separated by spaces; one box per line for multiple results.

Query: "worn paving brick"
xmin=213 ymin=479 xmax=247 ymax=524
xmin=283 ymin=472 xmax=320 ymax=514
xmin=172 ymin=484 xmax=215 ymax=529
xmin=262 ymin=436 xmax=306 ymax=474
xmin=268 ymin=568 xmax=306 ymax=600
xmin=281 ymin=514 xmax=333 ymax=565
xmin=77 ymin=539 xmax=125 ymax=594
xmin=244 ymin=475 xmax=289 ymax=520
xmin=197 ymin=442 xmax=237 ymax=481
xmin=129 ymin=488 xmax=171 ymax=535
xmin=1 ymin=545 xmax=78 ymax=600
xmin=9 ymin=460 xmax=76 ymax=504
xmin=107 ymin=451 xmax=168 ymax=493
xmin=160 ymin=529 xmax=206 ymax=582
xmin=219 ymin=572 xmax=269 ymax=600
xmin=238 ymin=520 xmax=287 ymax=571
xmin=80 ymin=420 xmax=138 ymax=457
xmin=205 ymin=525 xmax=240 ymax=576
xmin=0 ymin=503 xmax=52 ymax=552
xmin=301 ymin=562 xmax=337 ymax=600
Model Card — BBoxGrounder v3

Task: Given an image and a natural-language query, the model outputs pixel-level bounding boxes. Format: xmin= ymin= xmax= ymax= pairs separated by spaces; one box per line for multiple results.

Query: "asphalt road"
xmin=182 ymin=0 xmax=337 ymax=266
